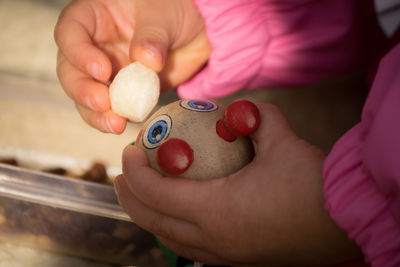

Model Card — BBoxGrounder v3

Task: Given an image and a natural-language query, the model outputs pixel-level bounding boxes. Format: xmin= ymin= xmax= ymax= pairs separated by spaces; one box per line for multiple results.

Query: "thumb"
xmin=129 ymin=25 xmax=169 ymax=73
xmin=251 ymin=103 xmax=296 ymax=153
xmin=122 ymin=145 xmax=151 ymax=177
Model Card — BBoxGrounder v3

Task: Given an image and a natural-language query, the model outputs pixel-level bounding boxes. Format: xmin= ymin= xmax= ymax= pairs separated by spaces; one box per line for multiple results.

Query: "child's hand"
xmin=115 ymin=103 xmax=362 ymax=266
xmin=54 ymin=0 xmax=210 ymax=133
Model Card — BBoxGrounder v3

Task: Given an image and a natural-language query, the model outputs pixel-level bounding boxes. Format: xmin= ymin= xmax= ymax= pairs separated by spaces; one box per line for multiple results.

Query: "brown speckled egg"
xmin=136 ymin=99 xmax=255 ymax=181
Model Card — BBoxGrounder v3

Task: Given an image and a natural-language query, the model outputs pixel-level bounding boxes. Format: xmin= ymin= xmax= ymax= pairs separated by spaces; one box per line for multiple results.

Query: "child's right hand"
xmin=54 ymin=0 xmax=211 ymax=134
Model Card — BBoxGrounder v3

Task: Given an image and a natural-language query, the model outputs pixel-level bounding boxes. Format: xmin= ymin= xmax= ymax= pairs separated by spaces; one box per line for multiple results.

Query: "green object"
xmin=155 ymin=236 xmax=228 ymax=267
xmin=156 ymin=237 xmax=179 ymax=267
xmin=155 ymin=237 xmax=197 ymax=267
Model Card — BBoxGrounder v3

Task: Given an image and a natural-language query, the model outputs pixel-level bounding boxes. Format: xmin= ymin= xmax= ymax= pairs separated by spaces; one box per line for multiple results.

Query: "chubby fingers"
xmin=75 ymin=105 xmax=126 ymax=134
xmin=54 ymin=1 xmax=124 ymax=133
xmin=115 ymin=175 xmax=235 ymax=266
xmin=129 ymin=25 xmax=167 ymax=73
xmin=57 ymin=52 xmax=126 ymax=134
xmin=115 ymin=151 xmax=236 ymax=265
xmin=251 ymin=103 xmax=295 ymax=155
xmin=118 ymin=145 xmax=223 ymax=223
xmin=54 ymin=1 xmax=112 ymax=82
xmin=129 ymin=1 xmax=172 ymax=72
xmin=114 ymin=175 xmax=202 ymax=248
xmin=57 ymin=52 xmax=110 ymax=112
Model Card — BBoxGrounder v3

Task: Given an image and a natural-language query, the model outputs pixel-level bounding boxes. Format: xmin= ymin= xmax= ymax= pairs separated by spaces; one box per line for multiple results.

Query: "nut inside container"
xmin=0 ymin=163 xmax=167 ymax=266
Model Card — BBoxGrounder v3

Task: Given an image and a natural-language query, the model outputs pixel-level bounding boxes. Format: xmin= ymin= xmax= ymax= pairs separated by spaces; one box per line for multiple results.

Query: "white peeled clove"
xmin=109 ymin=62 xmax=160 ymax=122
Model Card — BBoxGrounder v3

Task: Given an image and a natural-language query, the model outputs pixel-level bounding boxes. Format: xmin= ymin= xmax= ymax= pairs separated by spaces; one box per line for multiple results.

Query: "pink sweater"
xmin=323 ymin=44 xmax=400 ymax=266
xmin=178 ymin=0 xmax=400 ymax=265
xmin=177 ymin=0 xmax=384 ymax=99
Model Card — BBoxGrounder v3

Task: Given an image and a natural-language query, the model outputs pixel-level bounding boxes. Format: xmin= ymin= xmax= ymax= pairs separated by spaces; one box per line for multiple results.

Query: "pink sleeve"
xmin=177 ymin=0 xmax=385 ymax=99
xmin=323 ymin=43 xmax=400 ymax=266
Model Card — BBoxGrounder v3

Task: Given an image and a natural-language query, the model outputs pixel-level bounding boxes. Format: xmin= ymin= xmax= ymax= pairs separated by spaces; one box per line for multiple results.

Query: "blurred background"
xmin=0 ymin=0 xmax=399 ymax=266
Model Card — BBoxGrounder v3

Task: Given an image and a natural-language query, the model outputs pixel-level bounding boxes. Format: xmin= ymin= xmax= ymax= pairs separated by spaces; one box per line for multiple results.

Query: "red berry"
xmin=216 ymin=119 xmax=237 ymax=142
xmin=216 ymin=99 xmax=260 ymax=141
xmin=224 ymin=99 xmax=260 ymax=136
xmin=156 ymin=138 xmax=194 ymax=175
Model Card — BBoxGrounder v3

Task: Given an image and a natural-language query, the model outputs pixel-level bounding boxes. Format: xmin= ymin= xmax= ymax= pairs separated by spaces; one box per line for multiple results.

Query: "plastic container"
xmin=0 ymin=163 xmax=167 ymax=266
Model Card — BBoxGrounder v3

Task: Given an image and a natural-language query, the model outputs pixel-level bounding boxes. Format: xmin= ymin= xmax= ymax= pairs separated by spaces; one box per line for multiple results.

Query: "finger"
xmin=251 ymin=103 xmax=295 ymax=154
xmin=76 ymin=104 xmax=126 ymax=134
xmin=121 ymin=145 xmax=223 ymax=222
xmin=158 ymin=29 xmax=211 ymax=90
xmin=129 ymin=0 xmax=172 ymax=72
xmin=54 ymin=1 xmax=112 ymax=81
xmin=114 ymin=175 xmax=202 ymax=248
xmin=57 ymin=52 xmax=110 ymax=112
xmin=129 ymin=25 xmax=169 ymax=72
xmin=157 ymin=237 xmax=236 ymax=266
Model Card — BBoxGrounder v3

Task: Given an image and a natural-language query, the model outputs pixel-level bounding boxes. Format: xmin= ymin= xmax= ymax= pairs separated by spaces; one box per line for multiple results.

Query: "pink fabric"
xmin=177 ymin=0 xmax=384 ymax=99
xmin=323 ymin=44 xmax=400 ymax=266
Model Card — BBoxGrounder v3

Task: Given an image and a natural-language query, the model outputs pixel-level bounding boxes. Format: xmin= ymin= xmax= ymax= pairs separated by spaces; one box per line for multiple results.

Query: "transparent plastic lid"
xmin=0 ymin=163 xmax=131 ymax=222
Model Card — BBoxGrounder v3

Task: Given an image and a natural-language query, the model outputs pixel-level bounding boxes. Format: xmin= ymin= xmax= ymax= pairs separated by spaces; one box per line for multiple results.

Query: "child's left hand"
xmin=115 ymin=103 xmax=362 ymax=266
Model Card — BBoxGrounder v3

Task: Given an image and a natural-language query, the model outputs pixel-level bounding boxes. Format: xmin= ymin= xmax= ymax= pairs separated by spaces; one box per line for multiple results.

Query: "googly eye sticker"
xmin=179 ymin=99 xmax=218 ymax=112
xmin=142 ymin=114 xmax=172 ymax=149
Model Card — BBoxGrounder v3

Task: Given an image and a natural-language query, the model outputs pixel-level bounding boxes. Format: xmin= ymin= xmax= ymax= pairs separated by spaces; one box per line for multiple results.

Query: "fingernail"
xmin=85 ymin=95 xmax=96 ymax=110
xmin=88 ymin=62 xmax=101 ymax=80
xmin=106 ymin=117 xmax=116 ymax=134
xmin=142 ymin=42 xmax=164 ymax=69
xmin=100 ymin=116 xmax=115 ymax=134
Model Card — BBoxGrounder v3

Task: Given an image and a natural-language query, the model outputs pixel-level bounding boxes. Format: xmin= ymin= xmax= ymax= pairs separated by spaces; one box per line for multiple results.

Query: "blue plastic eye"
xmin=148 ymin=120 xmax=168 ymax=144
xmin=142 ymin=114 xmax=172 ymax=149
xmin=188 ymin=100 xmax=214 ymax=110
xmin=180 ymin=99 xmax=218 ymax=112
